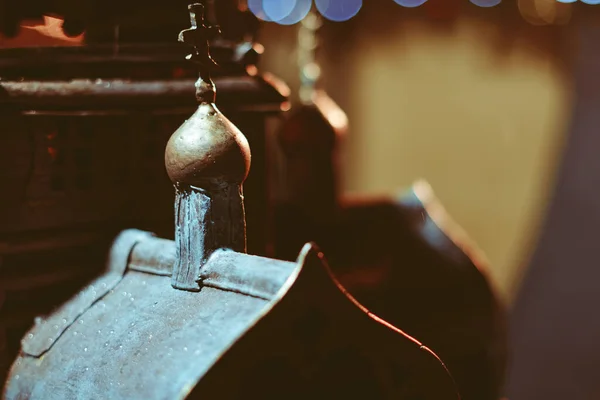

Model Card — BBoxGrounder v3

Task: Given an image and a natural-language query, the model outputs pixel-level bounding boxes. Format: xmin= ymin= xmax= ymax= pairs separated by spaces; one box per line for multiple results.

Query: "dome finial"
xmin=179 ymin=2 xmax=221 ymax=103
xmin=165 ymin=3 xmax=251 ymax=292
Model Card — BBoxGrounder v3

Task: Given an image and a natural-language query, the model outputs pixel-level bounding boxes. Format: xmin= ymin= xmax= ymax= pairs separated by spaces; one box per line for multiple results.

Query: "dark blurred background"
xmin=242 ymin=2 xmax=600 ymax=398
xmin=258 ymin=0 xmax=575 ymax=306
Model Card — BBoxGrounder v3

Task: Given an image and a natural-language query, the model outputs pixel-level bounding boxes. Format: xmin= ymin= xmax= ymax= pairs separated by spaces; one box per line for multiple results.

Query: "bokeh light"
xmin=394 ymin=0 xmax=428 ymax=7
xmin=246 ymin=0 xmax=593 ymax=25
xmin=518 ymin=0 xmax=572 ymax=25
xmin=263 ymin=0 xmax=297 ymax=21
xmin=278 ymin=0 xmax=313 ymax=25
xmin=248 ymin=0 xmax=273 ymax=21
xmin=315 ymin=0 xmax=363 ymax=22
xmin=470 ymin=0 xmax=502 ymax=7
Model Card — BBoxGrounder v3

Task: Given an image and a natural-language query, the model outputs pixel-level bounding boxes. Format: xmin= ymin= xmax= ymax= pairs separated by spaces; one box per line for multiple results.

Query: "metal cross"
xmin=179 ymin=3 xmax=221 ymax=72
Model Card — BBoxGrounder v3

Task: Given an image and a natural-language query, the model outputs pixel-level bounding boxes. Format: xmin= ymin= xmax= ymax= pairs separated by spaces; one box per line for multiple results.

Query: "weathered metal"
xmin=4 ymin=5 xmax=461 ymax=398
xmin=275 ymin=91 xmax=506 ymax=400
xmin=4 ymin=235 xmax=461 ymax=399
xmin=0 ymin=13 xmax=286 ymax=389
xmin=165 ymin=4 xmax=250 ymax=292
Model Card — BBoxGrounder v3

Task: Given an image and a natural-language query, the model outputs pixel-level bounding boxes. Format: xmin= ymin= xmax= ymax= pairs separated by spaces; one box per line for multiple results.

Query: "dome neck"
xmin=171 ymin=181 xmax=246 ymax=291
xmin=196 ymin=74 xmax=216 ymax=104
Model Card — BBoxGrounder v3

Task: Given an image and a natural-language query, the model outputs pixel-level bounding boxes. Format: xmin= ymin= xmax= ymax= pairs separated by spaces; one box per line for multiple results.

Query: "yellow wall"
xmin=346 ymin=18 xmax=572 ymax=303
xmin=263 ymin=16 xmax=572 ymax=304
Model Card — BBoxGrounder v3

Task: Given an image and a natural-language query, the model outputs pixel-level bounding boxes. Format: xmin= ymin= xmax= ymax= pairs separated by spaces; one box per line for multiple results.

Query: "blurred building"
xmin=259 ymin=1 xmax=574 ymax=304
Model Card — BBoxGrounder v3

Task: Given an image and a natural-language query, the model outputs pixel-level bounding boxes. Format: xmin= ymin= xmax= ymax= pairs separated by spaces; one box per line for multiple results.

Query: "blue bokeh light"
xmin=248 ymin=0 xmax=273 ymax=21
xmin=556 ymin=0 xmax=577 ymax=3
xmin=277 ymin=0 xmax=313 ymax=25
xmin=315 ymin=0 xmax=363 ymax=22
xmin=263 ymin=0 xmax=297 ymax=22
xmin=581 ymin=0 xmax=600 ymax=4
xmin=394 ymin=0 xmax=428 ymax=7
xmin=470 ymin=0 xmax=501 ymax=7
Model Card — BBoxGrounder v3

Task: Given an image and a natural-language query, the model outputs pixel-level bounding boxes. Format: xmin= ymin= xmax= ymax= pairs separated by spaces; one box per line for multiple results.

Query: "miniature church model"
xmin=4 ymin=4 xmax=460 ymax=399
